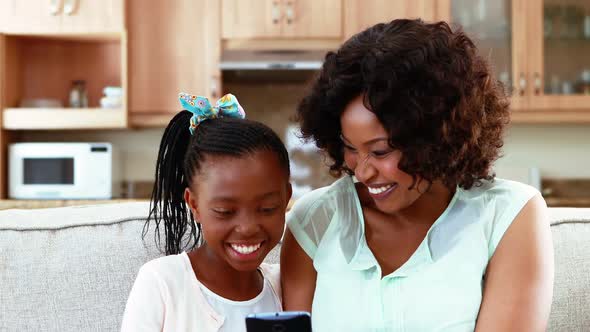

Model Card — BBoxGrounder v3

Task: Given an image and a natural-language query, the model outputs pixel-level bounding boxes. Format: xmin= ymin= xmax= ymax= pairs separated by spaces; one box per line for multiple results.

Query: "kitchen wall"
xmin=19 ymin=82 xmax=590 ymax=193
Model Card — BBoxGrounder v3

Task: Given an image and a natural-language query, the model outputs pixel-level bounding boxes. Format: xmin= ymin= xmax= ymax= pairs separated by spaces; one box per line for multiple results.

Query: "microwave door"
xmin=24 ymin=158 xmax=75 ymax=185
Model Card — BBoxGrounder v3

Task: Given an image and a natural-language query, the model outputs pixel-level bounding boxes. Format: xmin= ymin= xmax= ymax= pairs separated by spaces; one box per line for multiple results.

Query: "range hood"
xmin=220 ymin=50 xmax=327 ymax=70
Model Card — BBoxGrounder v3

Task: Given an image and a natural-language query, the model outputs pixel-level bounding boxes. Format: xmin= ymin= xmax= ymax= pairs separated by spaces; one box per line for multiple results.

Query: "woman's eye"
xmin=371 ymin=150 xmax=393 ymax=157
xmin=343 ymin=144 xmax=357 ymax=152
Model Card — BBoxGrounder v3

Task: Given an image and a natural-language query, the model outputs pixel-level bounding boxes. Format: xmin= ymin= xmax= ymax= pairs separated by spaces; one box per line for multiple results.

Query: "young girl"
xmin=121 ymin=93 xmax=292 ymax=332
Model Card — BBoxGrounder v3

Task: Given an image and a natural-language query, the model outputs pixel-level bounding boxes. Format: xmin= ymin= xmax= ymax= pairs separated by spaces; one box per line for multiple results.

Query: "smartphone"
xmin=245 ymin=311 xmax=312 ymax=332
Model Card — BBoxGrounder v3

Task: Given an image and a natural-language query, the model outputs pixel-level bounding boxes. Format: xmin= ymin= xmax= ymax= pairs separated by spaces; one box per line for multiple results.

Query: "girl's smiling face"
xmin=185 ymin=149 xmax=291 ymax=272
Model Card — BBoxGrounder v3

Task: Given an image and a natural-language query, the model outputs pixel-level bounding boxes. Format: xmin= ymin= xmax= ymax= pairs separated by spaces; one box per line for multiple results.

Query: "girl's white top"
xmin=121 ymin=252 xmax=282 ymax=332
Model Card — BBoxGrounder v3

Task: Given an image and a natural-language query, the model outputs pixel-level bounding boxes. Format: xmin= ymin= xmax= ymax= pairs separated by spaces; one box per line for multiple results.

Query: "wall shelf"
xmin=1 ymin=34 xmax=127 ymax=129
xmin=3 ymin=108 xmax=127 ymax=130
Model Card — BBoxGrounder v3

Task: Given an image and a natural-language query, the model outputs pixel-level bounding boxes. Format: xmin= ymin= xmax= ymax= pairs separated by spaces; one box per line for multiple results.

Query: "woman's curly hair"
xmin=296 ymin=19 xmax=510 ymax=190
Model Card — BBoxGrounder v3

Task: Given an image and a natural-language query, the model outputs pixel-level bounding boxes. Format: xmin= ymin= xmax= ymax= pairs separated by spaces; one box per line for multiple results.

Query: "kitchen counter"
xmin=0 ymin=199 xmax=295 ymax=211
xmin=545 ymin=197 xmax=590 ymax=208
xmin=542 ymin=179 xmax=590 ymax=208
xmin=0 ymin=199 xmax=148 ymax=211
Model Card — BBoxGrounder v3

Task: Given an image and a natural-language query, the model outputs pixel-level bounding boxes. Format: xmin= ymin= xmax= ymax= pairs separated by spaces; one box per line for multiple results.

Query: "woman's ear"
xmin=184 ymin=187 xmax=201 ymax=222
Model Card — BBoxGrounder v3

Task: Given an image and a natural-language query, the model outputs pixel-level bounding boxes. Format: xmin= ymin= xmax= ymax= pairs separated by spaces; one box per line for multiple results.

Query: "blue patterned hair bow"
xmin=178 ymin=93 xmax=246 ymax=135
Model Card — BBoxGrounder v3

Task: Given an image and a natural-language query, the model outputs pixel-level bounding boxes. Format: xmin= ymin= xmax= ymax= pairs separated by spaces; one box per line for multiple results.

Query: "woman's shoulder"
xmin=289 ymin=176 xmax=356 ymax=221
xmin=461 ymin=178 xmax=539 ymax=204
xmin=286 ymin=176 xmax=360 ymax=259
xmin=459 ymin=178 xmax=542 ymax=257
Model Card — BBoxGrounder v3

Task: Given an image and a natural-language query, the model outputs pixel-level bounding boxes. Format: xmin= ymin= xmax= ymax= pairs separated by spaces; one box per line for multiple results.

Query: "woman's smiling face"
xmin=340 ymin=95 xmax=427 ymax=214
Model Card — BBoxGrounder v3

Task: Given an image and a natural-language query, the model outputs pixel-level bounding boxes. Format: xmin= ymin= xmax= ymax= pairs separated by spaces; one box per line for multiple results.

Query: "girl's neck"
xmin=187 ymin=246 xmax=264 ymax=301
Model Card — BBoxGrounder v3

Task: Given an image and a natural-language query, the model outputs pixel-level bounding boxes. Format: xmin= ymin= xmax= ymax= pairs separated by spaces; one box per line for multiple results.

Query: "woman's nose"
xmin=354 ymin=156 xmax=376 ymax=183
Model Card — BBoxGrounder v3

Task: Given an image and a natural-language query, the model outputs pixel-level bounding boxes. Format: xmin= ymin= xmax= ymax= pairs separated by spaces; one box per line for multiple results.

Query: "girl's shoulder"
xmin=259 ymin=263 xmax=281 ymax=303
xmin=137 ymin=252 xmax=193 ymax=286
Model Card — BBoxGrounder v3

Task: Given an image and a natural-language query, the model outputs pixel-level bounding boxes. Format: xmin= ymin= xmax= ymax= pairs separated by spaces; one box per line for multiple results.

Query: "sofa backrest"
xmin=0 ymin=203 xmax=588 ymax=331
xmin=0 ymin=202 xmax=160 ymax=332
xmin=546 ymin=208 xmax=590 ymax=331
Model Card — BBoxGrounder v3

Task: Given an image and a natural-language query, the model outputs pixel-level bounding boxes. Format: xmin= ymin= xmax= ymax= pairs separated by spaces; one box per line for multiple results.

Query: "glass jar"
xmin=578 ymin=70 xmax=590 ymax=95
xmin=69 ymin=80 xmax=88 ymax=108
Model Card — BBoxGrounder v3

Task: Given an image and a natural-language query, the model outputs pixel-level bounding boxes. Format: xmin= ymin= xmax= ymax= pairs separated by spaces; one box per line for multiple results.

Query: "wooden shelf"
xmin=2 ymin=108 xmax=127 ymax=130
xmin=4 ymin=32 xmax=123 ymax=42
xmin=130 ymin=113 xmax=174 ymax=128
xmin=510 ymin=110 xmax=590 ymax=124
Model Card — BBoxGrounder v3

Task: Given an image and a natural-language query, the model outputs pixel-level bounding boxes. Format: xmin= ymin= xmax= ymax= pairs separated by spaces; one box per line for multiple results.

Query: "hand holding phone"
xmin=246 ymin=311 xmax=312 ymax=332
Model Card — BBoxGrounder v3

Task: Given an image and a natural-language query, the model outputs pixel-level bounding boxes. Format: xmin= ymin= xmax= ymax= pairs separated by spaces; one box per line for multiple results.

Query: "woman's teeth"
xmin=230 ymin=243 xmax=262 ymax=255
xmin=368 ymin=184 xmax=393 ymax=195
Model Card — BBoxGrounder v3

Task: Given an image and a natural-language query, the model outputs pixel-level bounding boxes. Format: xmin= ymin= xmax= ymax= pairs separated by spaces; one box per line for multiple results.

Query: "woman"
xmin=281 ymin=19 xmax=554 ymax=331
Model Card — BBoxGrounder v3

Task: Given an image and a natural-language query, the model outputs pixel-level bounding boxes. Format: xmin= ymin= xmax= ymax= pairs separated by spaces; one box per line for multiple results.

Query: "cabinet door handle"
xmin=63 ymin=0 xmax=77 ymax=15
xmin=285 ymin=0 xmax=295 ymax=24
xmin=49 ymin=0 xmax=63 ymax=15
xmin=518 ymin=72 xmax=527 ymax=96
xmin=272 ymin=1 xmax=281 ymax=24
xmin=533 ymin=72 xmax=542 ymax=95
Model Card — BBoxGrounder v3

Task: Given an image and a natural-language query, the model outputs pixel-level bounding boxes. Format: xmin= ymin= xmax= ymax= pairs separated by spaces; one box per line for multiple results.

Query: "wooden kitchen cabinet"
xmin=222 ymin=0 xmax=342 ymax=40
xmin=0 ymin=0 xmax=61 ymax=34
xmin=128 ymin=0 xmax=221 ymax=126
xmin=281 ymin=0 xmax=342 ymax=38
xmin=0 ymin=0 xmax=124 ymax=35
xmin=60 ymin=0 xmax=124 ymax=34
xmin=343 ymin=0 xmax=440 ymax=39
xmin=221 ymin=0 xmax=282 ymax=39
xmin=436 ymin=0 xmax=529 ymax=111
xmin=440 ymin=0 xmax=590 ymax=122
xmin=523 ymin=0 xmax=590 ymax=114
xmin=0 ymin=34 xmax=6 ymax=197
xmin=0 ymin=1 xmax=12 ymax=32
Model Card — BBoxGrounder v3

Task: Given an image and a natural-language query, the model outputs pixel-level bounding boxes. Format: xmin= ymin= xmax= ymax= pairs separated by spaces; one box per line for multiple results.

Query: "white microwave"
xmin=9 ymin=143 xmax=116 ymax=199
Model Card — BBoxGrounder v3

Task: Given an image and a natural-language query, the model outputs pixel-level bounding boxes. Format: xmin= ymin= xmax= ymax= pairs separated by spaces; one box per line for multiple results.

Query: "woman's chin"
xmin=373 ymin=196 xmax=407 ymax=215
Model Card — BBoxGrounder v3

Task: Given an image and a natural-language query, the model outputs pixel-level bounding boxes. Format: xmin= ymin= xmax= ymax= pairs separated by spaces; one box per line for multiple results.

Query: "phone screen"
xmin=245 ymin=311 xmax=312 ymax=332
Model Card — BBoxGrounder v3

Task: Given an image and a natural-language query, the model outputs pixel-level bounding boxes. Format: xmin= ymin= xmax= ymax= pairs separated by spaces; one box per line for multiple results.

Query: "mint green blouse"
xmin=287 ymin=176 xmax=538 ymax=332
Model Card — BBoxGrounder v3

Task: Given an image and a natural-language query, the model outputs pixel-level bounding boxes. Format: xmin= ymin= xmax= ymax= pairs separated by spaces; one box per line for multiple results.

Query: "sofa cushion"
xmin=0 ymin=204 xmax=588 ymax=331
xmin=547 ymin=208 xmax=590 ymax=331
xmin=0 ymin=202 xmax=160 ymax=332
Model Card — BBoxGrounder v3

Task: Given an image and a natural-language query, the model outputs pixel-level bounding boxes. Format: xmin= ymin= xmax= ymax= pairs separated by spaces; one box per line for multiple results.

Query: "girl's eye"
xmin=260 ymin=206 xmax=279 ymax=214
xmin=212 ymin=208 xmax=234 ymax=217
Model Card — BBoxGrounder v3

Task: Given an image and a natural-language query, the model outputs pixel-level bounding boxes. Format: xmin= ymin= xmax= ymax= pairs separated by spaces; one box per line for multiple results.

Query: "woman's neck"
xmin=398 ymin=181 xmax=454 ymax=225
xmin=360 ymin=180 xmax=454 ymax=227
xmin=187 ymin=246 xmax=263 ymax=301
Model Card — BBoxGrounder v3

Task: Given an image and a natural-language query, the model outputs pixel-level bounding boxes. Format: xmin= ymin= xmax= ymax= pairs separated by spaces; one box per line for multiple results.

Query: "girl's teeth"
xmin=231 ymin=243 xmax=262 ymax=254
xmin=368 ymin=184 xmax=393 ymax=194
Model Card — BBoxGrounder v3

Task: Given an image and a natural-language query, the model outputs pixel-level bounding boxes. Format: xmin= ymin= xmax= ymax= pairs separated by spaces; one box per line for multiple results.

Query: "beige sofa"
xmin=0 ymin=202 xmax=588 ymax=331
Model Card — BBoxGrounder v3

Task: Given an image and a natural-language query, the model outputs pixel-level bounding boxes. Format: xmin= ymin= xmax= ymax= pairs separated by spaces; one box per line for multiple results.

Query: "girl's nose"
xmin=235 ymin=221 xmax=262 ymax=237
